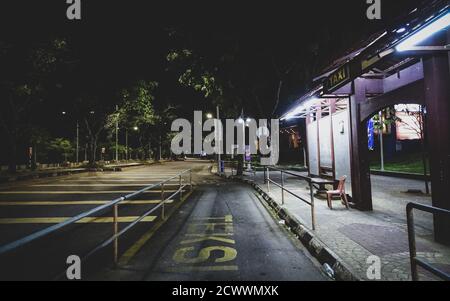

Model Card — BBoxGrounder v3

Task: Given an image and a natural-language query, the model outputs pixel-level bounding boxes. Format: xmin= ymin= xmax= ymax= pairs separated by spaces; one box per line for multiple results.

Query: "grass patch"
xmin=370 ymin=152 xmax=429 ymax=175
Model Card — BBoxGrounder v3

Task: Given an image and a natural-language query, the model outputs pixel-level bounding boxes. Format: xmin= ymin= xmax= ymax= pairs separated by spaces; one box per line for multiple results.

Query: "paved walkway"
xmin=238 ymin=170 xmax=450 ymax=281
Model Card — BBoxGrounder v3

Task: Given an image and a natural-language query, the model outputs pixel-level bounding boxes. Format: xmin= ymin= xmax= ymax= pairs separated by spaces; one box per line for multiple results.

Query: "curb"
xmin=235 ymin=176 xmax=360 ymax=281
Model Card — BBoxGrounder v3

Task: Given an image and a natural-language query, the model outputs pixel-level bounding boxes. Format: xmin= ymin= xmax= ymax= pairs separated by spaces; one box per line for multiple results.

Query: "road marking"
xmin=191 ymin=215 xmax=233 ymax=222
xmin=118 ymin=190 xmax=194 ymax=266
xmin=166 ymin=265 xmax=238 ymax=272
xmin=0 ymin=200 xmax=174 ymax=206
xmin=184 ymin=233 xmax=234 ymax=237
xmin=0 ymin=190 xmax=179 ymax=194
xmin=180 ymin=236 xmax=235 ymax=244
xmin=0 ymin=216 xmax=157 ymax=224
xmin=187 ymin=222 xmax=234 ymax=233
xmin=30 ymin=184 xmax=181 ymax=187
xmin=76 ymin=173 xmax=183 ymax=180
xmin=57 ymin=179 xmax=181 ymax=182
xmin=169 ymin=214 xmax=238 ymax=272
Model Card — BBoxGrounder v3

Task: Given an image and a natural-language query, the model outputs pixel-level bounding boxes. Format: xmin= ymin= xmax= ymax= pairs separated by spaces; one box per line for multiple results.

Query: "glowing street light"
xmin=396 ymin=11 xmax=450 ymax=52
xmin=206 ymin=113 xmax=213 ymax=119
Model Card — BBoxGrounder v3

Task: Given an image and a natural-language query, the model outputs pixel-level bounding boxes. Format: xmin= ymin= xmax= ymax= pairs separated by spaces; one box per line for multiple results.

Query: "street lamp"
xmin=206 ymin=113 xmax=213 ymax=119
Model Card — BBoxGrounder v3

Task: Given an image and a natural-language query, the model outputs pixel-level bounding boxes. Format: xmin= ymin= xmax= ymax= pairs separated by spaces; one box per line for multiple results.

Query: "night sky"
xmin=0 ymin=0 xmax=428 ymax=163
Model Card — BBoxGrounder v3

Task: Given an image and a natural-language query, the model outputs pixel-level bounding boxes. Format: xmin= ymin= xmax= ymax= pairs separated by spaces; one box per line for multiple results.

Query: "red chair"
xmin=326 ymin=176 xmax=349 ymax=210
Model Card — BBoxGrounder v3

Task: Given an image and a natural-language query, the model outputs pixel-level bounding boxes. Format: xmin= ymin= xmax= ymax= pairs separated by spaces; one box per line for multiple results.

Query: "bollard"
xmin=266 ymin=168 xmax=270 ymax=193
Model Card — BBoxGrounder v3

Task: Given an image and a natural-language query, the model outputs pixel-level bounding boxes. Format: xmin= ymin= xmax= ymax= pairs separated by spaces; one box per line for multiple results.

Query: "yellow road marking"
xmin=0 ymin=200 xmax=174 ymax=206
xmin=184 ymin=233 xmax=234 ymax=237
xmin=166 ymin=265 xmax=238 ymax=272
xmin=192 ymin=215 xmax=233 ymax=222
xmin=180 ymin=236 xmax=235 ymax=245
xmin=0 ymin=216 xmax=157 ymax=224
xmin=173 ymin=246 xmax=237 ymax=264
xmin=58 ymin=179 xmax=180 ymax=182
xmin=31 ymin=184 xmax=180 ymax=187
xmin=0 ymin=190 xmax=179 ymax=194
xmin=118 ymin=190 xmax=194 ymax=266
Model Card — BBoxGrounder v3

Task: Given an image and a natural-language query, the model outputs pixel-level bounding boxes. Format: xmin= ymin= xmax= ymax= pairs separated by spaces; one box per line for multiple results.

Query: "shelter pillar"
xmin=349 ymin=78 xmax=373 ymax=211
xmin=423 ymin=34 xmax=450 ymax=244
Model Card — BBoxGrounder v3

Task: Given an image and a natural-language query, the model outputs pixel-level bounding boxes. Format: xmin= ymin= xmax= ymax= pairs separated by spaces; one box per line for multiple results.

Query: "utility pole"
xmin=76 ymin=121 xmax=79 ymax=164
xmin=379 ymin=111 xmax=385 ymax=171
xmin=84 ymin=143 xmax=88 ymax=162
xmin=216 ymin=105 xmax=221 ymax=174
xmin=159 ymin=134 xmax=162 ymax=161
xmin=115 ymin=105 xmax=119 ymax=162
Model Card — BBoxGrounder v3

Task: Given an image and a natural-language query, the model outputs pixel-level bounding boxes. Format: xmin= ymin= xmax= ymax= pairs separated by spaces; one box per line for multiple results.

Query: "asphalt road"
xmin=0 ymin=160 xmax=210 ymax=280
xmin=95 ymin=180 xmax=327 ymax=281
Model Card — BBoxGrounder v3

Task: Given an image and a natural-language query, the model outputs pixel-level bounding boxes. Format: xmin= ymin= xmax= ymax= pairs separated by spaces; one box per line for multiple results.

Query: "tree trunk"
xmin=8 ymin=138 xmax=17 ymax=173
xmin=271 ymin=80 xmax=283 ymax=118
xmin=89 ymin=137 xmax=97 ymax=167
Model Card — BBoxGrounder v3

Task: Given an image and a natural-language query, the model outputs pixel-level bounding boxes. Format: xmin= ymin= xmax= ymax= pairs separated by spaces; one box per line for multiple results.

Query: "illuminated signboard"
xmin=324 ymin=64 xmax=351 ymax=93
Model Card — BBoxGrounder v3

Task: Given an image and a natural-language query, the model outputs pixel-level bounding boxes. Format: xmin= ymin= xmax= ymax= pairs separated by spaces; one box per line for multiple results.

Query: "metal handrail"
xmin=221 ymin=160 xmax=238 ymax=176
xmin=266 ymin=167 xmax=316 ymax=230
xmin=0 ymin=169 xmax=193 ymax=259
xmin=406 ymin=202 xmax=450 ymax=281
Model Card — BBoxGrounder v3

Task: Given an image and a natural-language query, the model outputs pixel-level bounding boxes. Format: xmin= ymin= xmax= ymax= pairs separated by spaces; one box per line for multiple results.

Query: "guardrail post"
xmin=161 ymin=183 xmax=165 ymax=220
xmin=113 ymin=203 xmax=118 ymax=265
xmin=281 ymin=170 xmax=285 ymax=205
xmin=266 ymin=168 xmax=270 ymax=193
xmin=407 ymin=205 xmax=418 ymax=281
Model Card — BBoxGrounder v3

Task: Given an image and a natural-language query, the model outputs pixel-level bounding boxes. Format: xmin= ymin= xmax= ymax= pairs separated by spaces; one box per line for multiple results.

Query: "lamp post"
xmin=76 ymin=121 xmax=79 ymax=164
xmin=115 ymin=105 xmax=119 ymax=162
xmin=125 ymin=128 xmax=128 ymax=161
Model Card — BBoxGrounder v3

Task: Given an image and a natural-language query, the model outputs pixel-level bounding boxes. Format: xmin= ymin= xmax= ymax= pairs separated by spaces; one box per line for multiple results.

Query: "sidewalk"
xmin=227 ymin=169 xmax=450 ymax=281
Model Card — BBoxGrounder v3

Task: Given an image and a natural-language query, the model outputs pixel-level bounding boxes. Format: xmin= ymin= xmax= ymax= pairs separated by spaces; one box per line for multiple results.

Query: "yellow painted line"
xmin=180 ymin=236 xmax=235 ymax=244
xmin=65 ymin=176 xmax=181 ymax=179
xmin=118 ymin=189 xmax=194 ymax=266
xmin=0 ymin=200 xmax=174 ymax=206
xmin=166 ymin=265 xmax=238 ymax=272
xmin=0 ymin=190 xmax=179 ymax=194
xmin=192 ymin=215 xmax=233 ymax=222
xmin=184 ymin=233 xmax=234 ymax=237
xmin=58 ymin=179 xmax=180 ymax=182
xmin=31 ymin=184 xmax=180 ymax=187
xmin=0 ymin=216 xmax=157 ymax=224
